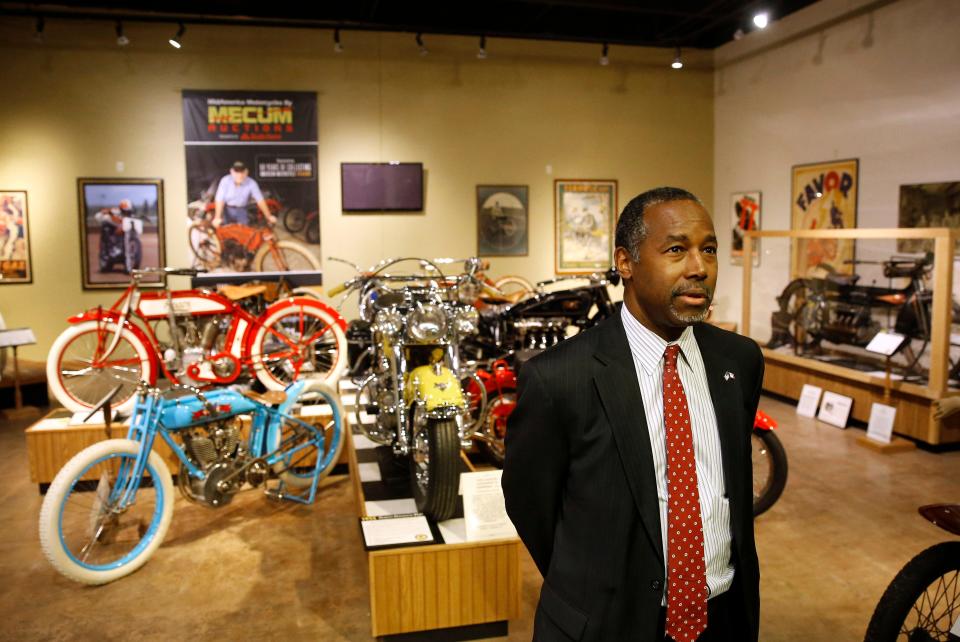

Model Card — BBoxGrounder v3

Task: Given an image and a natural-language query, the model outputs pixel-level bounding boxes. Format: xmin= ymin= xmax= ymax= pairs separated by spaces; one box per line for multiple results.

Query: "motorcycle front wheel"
xmin=46 ymin=320 xmax=155 ymax=415
xmin=38 ymin=438 xmax=175 ymax=585
xmin=253 ymin=240 xmax=320 ymax=272
xmin=752 ymin=428 xmax=788 ymax=516
xmin=411 ymin=416 xmax=460 ymax=521
xmin=187 ymin=222 xmax=223 ymax=269
xmin=864 ymin=541 xmax=960 ymax=642
xmin=282 ymin=208 xmax=306 ymax=234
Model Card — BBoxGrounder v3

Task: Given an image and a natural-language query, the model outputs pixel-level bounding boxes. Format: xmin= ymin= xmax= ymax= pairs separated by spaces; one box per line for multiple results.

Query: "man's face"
xmin=615 ymin=199 xmax=718 ymax=341
xmin=231 ymin=168 xmax=248 ymax=185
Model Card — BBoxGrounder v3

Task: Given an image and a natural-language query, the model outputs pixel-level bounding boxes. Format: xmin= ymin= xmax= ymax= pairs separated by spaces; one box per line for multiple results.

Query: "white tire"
xmin=268 ymin=380 xmax=346 ymax=488
xmin=253 ymin=240 xmax=321 ymax=272
xmin=38 ymin=439 xmax=174 ymax=585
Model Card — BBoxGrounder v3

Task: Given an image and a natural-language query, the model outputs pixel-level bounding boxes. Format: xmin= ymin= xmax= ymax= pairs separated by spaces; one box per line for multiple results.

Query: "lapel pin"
xmin=724 ymin=371 xmax=735 ymax=382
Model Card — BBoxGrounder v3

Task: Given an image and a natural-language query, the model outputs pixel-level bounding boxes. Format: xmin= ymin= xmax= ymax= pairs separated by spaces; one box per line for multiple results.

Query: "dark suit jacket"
xmin=502 ymin=310 xmax=764 ymax=641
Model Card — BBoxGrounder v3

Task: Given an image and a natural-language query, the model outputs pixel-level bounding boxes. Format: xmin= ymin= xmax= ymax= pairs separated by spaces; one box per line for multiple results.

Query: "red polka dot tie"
xmin=663 ymin=344 xmax=708 ymax=642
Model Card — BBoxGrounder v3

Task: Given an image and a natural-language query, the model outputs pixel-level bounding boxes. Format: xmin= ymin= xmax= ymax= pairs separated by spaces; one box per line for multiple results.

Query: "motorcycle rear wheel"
xmin=254 ymin=240 xmax=320 ymax=272
xmin=411 ymin=416 xmax=460 ymax=521
xmin=283 ymin=208 xmax=306 ymax=234
xmin=752 ymin=428 xmax=788 ymax=516
xmin=864 ymin=541 xmax=960 ymax=642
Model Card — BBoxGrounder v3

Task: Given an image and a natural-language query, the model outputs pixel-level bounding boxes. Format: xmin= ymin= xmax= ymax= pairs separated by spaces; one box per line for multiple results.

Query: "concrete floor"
xmin=1 ymin=394 xmax=958 ymax=641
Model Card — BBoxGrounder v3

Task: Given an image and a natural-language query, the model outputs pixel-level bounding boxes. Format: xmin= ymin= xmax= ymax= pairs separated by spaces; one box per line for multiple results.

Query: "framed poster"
xmin=77 ymin=178 xmax=165 ymax=289
xmin=731 ymin=191 xmax=761 ymax=266
xmin=897 ymin=181 xmax=960 ymax=253
xmin=0 ymin=190 xmax=32 ymax=284
xmin=790 ymin=159 xmax=858 ymax=278
xmin=554 ymin=179 xmax=617 ymax=274
xmin=477 ymin=185 xmax=528 ymax=256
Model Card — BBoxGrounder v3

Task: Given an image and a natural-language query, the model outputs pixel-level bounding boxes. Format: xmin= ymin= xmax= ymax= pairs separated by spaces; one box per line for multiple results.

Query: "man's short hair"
xmin=231 ymin=161 xmax=248 ymax=172
xmin=615 ymin=187 xmax=703 ymax=261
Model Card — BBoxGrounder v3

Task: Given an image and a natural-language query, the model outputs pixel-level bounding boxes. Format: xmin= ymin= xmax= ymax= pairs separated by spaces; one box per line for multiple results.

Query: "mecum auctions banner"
xmin=182 ymin=90 xmax=321 ymax=274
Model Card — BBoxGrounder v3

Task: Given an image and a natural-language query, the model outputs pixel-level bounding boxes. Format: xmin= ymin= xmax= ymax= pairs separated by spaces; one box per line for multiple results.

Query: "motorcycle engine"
xmin=513 ymin=318 xmax=569 ymax=350
xmin=178 ymin=417 xmax=250 ymax=506
xmin=164 ymin=317 xmax=229 ymax=385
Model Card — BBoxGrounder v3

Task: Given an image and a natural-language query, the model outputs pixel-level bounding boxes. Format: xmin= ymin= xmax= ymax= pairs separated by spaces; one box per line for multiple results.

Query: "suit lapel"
xmin=593 ymin=313 xmax=664 ymax=565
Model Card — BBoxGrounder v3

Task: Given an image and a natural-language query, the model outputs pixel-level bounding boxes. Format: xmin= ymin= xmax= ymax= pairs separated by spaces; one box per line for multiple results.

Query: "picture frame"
xmin=476 ymin=185 xmax=529 ymax=256
xmin=0 ymin=190 xmax=33 ymax=284
xmin=77 ymin=178 xmax=166 ymax=289
xmin=790 ymin=159 xmax=858 ymax=279
xmin=554 ymin=179 xmax=617 ymax=274
xmin=897 ymin=181 xmax=960 ymax=254
xmin=730 ymin=191 xmax=761 ymax=267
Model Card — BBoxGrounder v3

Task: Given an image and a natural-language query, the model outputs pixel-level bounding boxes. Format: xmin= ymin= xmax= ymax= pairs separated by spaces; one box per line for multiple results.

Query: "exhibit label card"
xmin=360 ymin=513 xmax=434 ymax=550
xmin=865 ymin=331 xmax=906 ymax=356
xmin=818 ymin=391 xmax=853 ymax=429
xmin=866 ymin=403 xmax=897 ymax=444
xmin=0 ymin=327 xmax=36 ymax=348
xmin=796 ymin=384 xmax=823 ymax=418
xmin=461 ymin=470 xmax=518 ymax=542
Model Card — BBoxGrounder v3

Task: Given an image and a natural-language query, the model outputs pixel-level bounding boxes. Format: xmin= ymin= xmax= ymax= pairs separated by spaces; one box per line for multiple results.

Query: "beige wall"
xmin=712 ymin=0 xmax=960 ymax=336
xmin=0 ymin=19 xmax=714 ymax=360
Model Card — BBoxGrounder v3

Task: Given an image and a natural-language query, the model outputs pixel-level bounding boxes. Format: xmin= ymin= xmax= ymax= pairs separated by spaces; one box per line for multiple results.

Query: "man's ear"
xmin=614 ymin=246 xmax=635 ymax=280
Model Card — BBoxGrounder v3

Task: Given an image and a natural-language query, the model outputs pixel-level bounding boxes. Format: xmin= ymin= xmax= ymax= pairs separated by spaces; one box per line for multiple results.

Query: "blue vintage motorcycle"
xmin=38 ymin=379 xmax=344 ymax=585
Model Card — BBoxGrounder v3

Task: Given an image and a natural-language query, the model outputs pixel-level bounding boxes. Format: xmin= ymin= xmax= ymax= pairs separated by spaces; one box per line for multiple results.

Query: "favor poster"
xmin=182 ymin=90 xmax=321 ymax=274
xmin=731 ymin=191 xmax=761 ymax=266
xmin=790 ymin=159 xmax=858 ymax=278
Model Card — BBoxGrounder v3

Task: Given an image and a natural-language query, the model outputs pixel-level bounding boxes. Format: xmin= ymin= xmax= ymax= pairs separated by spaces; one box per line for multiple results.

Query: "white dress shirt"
xmin=620 ymin=304 xmax=735 ymax=601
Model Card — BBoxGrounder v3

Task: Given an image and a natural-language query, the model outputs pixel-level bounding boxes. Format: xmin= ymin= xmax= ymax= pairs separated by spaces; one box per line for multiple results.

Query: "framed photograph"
xmin=0 ymin=190 xmax=32 ymax=284
xmin=897 ymin=181 xmax=960 ymax=254
xmin=731 ymin=191 xmax=761 ymax=267
xmin=77 ymin=178 xmax=165 ymax=289
xmin=790 ymin=159 xmax=858 ymax=278
xmin=554 ymin=179 xmax=617 ymax=274
xmin=477 ymin=185 xmax=528 ymax=256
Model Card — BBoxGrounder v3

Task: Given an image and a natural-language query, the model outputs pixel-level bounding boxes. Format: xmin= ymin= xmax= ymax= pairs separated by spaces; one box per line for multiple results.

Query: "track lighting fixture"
xmin=333 ymin=28 xmax=343 ymax=53
xmin=169 ymin=22 xmax=185 ymax=49
xmin=477 ymin=35 xmax=487 ymax=60
xmin=116 ymin=21 xmax=130 ymax=47
xmin=416 ymin=32 xmax=428 ymax=56
xmin=753 ymin=12 xmax=770 ymax=29
xmin=599 ymin=42 xmax=609 ymax=66
xmin=33 ymin=16 xmax=44 ymax=44
xmin=671 ymin=47 xmax=683 ymax=69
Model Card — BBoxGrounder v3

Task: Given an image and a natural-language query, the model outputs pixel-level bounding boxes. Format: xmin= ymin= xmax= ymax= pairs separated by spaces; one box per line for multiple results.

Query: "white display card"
xmin=460 ymin=470 xmax=518 ymax=542
xmin=0 ymin=328 xmax=36 ymax=348
xmin=864 ymin=331 xmax=906 ymax=356
xmin=796 ymin=384 xmax=823 ymax=418
xmin=360 ymin=513 xmax=434 ymax=549
xmin=951 ymin=612 xmax=960 ymax=636
xmin=866 ymin=403 xmax=897 ymax=444
xmin=818 ymin=391 xmax=853 ymax=429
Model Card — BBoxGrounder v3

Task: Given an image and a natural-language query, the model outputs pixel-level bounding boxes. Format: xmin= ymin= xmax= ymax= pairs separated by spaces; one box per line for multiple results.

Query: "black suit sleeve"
xmin=501 ymin=359 xmax=569 ymax=577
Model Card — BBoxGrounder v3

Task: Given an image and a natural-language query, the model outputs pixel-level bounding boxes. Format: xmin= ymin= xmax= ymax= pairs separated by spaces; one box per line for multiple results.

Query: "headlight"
xmin=455 ymin=306 xmax=479 ymax=335
xmin=373 ymin=309 xmax=403 ymax=336
xmin=457 ymin=278 xmax=482 ymax=304
xmin=407 ymin=303 xmax=446 ymax=342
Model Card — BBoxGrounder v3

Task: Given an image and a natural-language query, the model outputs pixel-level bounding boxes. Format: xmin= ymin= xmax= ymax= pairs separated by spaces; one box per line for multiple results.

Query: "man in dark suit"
xmin=502 ymin=187 xmax=763 ymax=641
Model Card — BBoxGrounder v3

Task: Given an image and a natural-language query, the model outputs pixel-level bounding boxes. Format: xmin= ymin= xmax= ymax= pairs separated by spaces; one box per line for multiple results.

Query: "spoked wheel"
xmin=188 ymin=222 xmax=222 ymax=269
xmin=253 ymin=240 xmax=320 ymax=272
xmin=864 ymin=542 xmax=960 ymax=642
xmin=410 ymin=408 xmax=460 ymax=521
xmin=283 ymin=208 xmax=306 ymax=234
xmin=477 ymin=386 xmax=516 ymax=468
xmin=250 ymin=302 xmax=348 ymax=390
xmin=779 ymin=279 xmax=824 ymax=351
xmin=38 ymin=439 xmax=174 ymax=585
xmin=752 ymin=428 xmax=788 ymax=516
xmin=494 ymin=275 xmax=534 ymax=299
xmin=46 ymin=321 xmax=154 ymax=415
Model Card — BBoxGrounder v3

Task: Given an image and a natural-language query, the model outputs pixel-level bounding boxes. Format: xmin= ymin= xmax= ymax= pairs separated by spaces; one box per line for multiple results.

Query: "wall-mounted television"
xmin=341 ymin=162 xmax=424 ymax=212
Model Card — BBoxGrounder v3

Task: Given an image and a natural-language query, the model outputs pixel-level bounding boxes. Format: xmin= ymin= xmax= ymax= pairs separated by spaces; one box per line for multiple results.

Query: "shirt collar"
xmin=620 ymin=303 xmax=695 ymax=375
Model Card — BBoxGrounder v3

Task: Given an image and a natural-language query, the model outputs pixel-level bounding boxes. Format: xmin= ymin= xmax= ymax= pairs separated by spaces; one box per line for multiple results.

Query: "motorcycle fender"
xmin=405 ymin=365 xmax=465 ymax=411
xmin=261 ymin=297 xmax=348 ymax=331
xmin=65 ymin=311 xmax=160 ymax=376
xmin=753 ymin=409 xmax=777 ymax=431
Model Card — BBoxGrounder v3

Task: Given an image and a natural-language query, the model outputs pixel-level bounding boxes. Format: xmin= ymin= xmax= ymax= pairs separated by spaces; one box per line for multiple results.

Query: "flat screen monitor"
xmin=341 ymin=162 xmax=424 ymax=211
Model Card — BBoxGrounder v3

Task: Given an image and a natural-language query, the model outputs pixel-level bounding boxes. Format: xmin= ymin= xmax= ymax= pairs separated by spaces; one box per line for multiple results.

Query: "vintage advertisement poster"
xmin=0 ymin=191 xmax=31 ymax=284
xmin=897 ymin=181 xmax=960 ymax=253
xmin=76 ymin=179 xmax=165 ymax=289
xmin=790 ymin=159 xmax=858 ymax=278
xmin=477 ymin=185 xmax=528 ymax=256
xmin=182 ymin=90 xmax=320 ymax=274
xmin=731 ymin=191 xmax=761 ymax=266
xmin=554 ymin=179 xmax=617 ymax=274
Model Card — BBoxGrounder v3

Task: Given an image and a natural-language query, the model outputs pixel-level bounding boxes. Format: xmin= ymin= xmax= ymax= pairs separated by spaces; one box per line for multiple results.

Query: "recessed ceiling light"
xmin=753 ymin=12 xmax=769 ymax=29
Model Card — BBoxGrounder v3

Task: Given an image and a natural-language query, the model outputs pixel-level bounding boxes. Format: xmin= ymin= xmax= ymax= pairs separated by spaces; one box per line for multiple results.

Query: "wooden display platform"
xmin=346 ymin=429 xmax=521 ymax=639
xmin=762 ymin=348 xmax=960 ymax=446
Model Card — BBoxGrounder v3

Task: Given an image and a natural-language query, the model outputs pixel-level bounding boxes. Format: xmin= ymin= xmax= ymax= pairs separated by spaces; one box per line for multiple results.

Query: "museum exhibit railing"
xmin=740 ymin=227 xmax=959 ymax=446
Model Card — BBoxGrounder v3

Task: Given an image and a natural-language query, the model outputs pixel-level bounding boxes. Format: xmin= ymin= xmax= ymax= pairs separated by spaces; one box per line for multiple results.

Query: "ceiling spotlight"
xmin=333 ymin=28 xmax=343 ymax=53
xmin=599 ymin=42 xmax=609 ymax=66
xmin=671 ymin=47 xmax=683 ymax=69
xmin=116 ymin=21 xmax=130 ymax=47
xmin=753 ymin=12 xmax=769 ymax=29
xmin=33 ymin=16 xmax=44 ymax=44
xmin=416 ymin=32 xmax=428 ymax=56
xmin=477 ymin=35 xmax=487 ymax=60
xmin=168 ymin=22 xmax=185 ymax=49
xmin=733 ymin=28 xmax=745 ymax=41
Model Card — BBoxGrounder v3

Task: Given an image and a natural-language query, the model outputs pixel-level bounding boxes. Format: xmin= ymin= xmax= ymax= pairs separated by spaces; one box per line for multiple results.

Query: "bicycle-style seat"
xmin=242 ymin=390 xmax=288 ymax=406
xmin=825 ymin=273 xmax=860 ymax=286
xmin=219 ymin=284 xmax=269 ymax=301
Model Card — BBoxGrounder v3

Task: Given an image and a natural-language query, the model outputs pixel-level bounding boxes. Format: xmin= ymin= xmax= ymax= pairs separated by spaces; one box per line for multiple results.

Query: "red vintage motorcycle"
xmin=46 ymin=267 xmax=348 ymax=415
xmin=468 ymin=360 xmax=788 ymax=517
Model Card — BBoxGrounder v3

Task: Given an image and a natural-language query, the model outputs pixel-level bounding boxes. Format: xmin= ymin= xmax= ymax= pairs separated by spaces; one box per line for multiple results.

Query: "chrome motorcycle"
xmin=329 ymin=257 xmax=485 ymax=520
